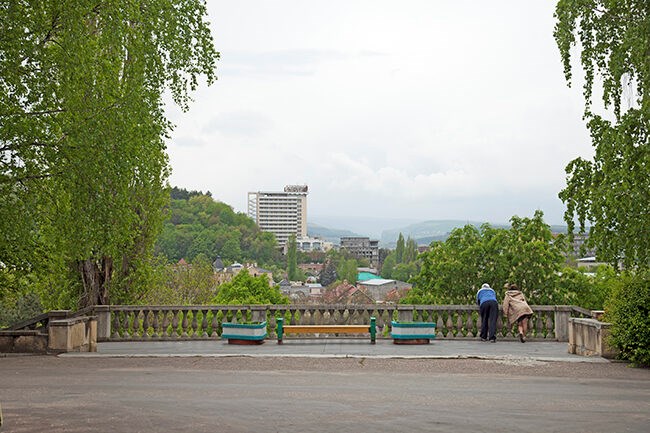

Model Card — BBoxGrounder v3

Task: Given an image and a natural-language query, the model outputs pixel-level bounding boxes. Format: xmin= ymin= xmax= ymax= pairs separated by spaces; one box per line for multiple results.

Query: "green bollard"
xmin=370 ymin=316 xmax=376 ymax=344
xmin=277 ymin=317 xmax=284 ymax=344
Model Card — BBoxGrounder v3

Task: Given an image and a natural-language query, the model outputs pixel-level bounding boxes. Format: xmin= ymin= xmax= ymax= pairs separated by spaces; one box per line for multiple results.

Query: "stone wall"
xmin=568 ymin=317 xmax=619 ymax=359
xmin=0 ymin=331 xmax=48 ymax=354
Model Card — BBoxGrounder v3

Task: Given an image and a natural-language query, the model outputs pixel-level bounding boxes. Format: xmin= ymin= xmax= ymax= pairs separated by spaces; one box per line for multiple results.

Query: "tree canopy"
xmin=554 ymin=0 xmax=650 ymax=269
xmin=0 ymin=1 xmax=218 ymax=309
xmin=155 ymin=190 xmax=281 ymax=266
xmin=212 ymin=269 xmax=288 ymax=305
xmin=405 ymin=211 xmax=606 ymax=306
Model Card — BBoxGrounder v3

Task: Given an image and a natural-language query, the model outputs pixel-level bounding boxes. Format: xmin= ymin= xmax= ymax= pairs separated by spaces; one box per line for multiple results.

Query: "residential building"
xmin=356 ymin=278 xmax=412 ymax=302
xmin=340 ymin=236 xmax=380 ymax=268
xmin=295 ymin=236 xmax=333 ymax=252
xmin=247 ymin=185 xmax=308 ymax=248
xmin=214 ymin=261 xmax=274 ymax=287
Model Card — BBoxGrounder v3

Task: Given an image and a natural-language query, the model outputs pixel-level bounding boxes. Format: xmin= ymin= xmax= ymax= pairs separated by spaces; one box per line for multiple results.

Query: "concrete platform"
xmin=61 ymin=338 xmax=610 ymax=363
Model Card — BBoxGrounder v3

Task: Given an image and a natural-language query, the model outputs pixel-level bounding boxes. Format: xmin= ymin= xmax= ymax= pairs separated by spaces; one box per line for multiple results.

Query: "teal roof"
xmin=357 ymin=272 xmax=381 ymax=281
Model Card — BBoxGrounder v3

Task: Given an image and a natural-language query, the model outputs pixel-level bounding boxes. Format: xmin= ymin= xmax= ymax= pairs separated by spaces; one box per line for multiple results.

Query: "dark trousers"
xmin=479 ymin=300 xmax=499 ymax=340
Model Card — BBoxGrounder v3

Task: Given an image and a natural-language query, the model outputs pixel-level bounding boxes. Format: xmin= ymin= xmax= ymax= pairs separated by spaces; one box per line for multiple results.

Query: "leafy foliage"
xmin=286 ymin=234 xmax=299 ymax=281
xmin=337 ymin=259 xmax=359 ymax=284
xmin=405 ymin=211 xmax=604 ymax=306
xmin=155 ymin=190 xmax=281 ymax=266
xmin=141 ymin=254 xmax=217 ymax=305
xmin=604 ymin=270 xmax=650 ymax=366
xmin=381 ymin=233 xmax=420 ymax=280
xmin=554 ymin=0 xmax=650 ymax=269
xmin=213 ymin=269 xmax=289 ymax=305
xmin=0 ymin=1 xmax=218 ymax=308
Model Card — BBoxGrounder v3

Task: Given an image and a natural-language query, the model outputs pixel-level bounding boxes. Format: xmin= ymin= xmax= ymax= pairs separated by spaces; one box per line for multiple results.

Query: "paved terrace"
xmin=64 ymin=338 xmax=607 ymax=362
xmin=2 ymin=339 xmax=649 ymax=433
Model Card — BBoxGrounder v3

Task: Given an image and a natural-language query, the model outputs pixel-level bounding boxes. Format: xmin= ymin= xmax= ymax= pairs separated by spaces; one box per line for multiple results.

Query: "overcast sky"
xmin=164 ymin=0 xmax=593 ymax=227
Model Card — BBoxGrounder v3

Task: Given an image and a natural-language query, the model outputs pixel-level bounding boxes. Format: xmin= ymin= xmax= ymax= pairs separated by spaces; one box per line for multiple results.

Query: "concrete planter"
xmin=391 ymin=321 xmax=436 ymax=344
xmin=221 ymin=321 xmax=267 ymax=345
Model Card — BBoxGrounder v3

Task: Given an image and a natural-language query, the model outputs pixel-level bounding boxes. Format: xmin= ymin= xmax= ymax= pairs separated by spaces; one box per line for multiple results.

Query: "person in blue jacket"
xmin=477 ymin=283 xmax=499 ymax=342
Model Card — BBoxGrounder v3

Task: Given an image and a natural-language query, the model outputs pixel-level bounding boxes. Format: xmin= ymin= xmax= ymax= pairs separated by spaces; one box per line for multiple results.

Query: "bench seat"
xmin=277 ymin=317 xmax=376 ymax=344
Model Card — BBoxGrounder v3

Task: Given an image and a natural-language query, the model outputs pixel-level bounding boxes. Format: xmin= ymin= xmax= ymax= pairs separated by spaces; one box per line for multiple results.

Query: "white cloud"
xmin=164 ymin=0 xmax=595 ymax=226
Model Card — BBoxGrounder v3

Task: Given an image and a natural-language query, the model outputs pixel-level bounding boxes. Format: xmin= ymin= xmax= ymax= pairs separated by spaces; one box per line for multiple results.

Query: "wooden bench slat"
xmin=283 ymin=325 xmax=369 ymax=334
xmin=276 ymin=317 xmax=376 ymax=344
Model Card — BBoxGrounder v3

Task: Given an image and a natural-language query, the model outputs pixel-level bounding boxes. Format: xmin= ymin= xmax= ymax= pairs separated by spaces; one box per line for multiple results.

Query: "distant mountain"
xmin=309 ymin=215 xmax=420 ymax=239
xmin=307 ymin=223 xmax=361 ymax=244
xmin=381 ymin=220 xmax=570 ymax=247
xmin=308 ymin=217 xmax=570 ymax=248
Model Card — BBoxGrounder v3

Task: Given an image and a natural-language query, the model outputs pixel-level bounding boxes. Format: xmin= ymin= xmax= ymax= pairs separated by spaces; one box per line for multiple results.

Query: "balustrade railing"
xmin=92 ymin=304 xmax=592 ymax=342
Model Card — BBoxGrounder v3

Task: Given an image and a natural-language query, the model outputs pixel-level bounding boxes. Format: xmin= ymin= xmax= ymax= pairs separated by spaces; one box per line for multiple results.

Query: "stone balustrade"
xmin=93 ymin=304 xmax=591 ymax=342
xmin=568 ymin=317 xmax=619 ymax=358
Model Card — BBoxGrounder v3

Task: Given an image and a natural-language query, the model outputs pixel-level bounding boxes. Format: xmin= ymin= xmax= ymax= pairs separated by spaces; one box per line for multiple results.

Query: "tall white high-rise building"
xmin=247 ymin=185 xmax=308 ymax=247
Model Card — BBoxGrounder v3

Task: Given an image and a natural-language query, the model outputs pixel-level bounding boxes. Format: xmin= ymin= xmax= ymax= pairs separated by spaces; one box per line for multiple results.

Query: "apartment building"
xmin=340 ymin=236 xmax=380 ymax=268
xmin=247 ymin=185 xmax=308 ymax=248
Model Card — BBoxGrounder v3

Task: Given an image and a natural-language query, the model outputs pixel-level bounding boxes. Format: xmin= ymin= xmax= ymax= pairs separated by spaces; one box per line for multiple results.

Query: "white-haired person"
xmin=476 ymin=283 xmax=499 ymax=342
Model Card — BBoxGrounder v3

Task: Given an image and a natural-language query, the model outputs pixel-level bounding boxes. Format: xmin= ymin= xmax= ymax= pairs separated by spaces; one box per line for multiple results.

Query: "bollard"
xmin=370 ymin=317 xmax=376 ymax=344
xmin=276 ymin=317 xmax=284 ymax=344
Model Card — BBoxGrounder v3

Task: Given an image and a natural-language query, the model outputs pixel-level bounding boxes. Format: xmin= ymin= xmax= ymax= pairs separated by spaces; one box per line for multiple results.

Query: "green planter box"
xmin=391 ymin=321 xmax=436 ymax=344
xmin=221 ymin=321 xmax=267 ymax=345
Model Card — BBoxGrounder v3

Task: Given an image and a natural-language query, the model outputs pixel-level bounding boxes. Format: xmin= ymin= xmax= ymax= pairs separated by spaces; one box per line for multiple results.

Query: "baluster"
xmin=201 ymin=310 xmax=209 ymax=338
xmin=181 ymin=311 xmax=189 ymax=338
xmin=535 ymin=311 xmax=544 ymax=338
xmin=171 ymin=310 xmax=180 ymax=338
xmin=161 ymin=310 xmax=170 ymax=339
xmin=465 ymin=312 xmax=474 ymax=338
xmin=455 ymin=310 xmax=463 ymax=336
xmin=446 ymin=311 xmax=454 ymax=337
xmin=111 ymin=311 xmax=121 ymax=339
xmin=437 ymin=312 xmax=445 ymax=338
xmin=151 ymin=310 xmax=160 ymax=339
xmin=210 ymin=309 xmax=219 ymax=338
xmin=126 ymin=311 xmax=136 ymax=339
xmin=496 ymin=314 xmax=505 ymax=338
xmin=546 ymin=311 xmax=555 ymax=340
xmin=191 ymin=310 xmax=199 ymax=338
xmin=142 ymin=310 xmax=151 ymax=339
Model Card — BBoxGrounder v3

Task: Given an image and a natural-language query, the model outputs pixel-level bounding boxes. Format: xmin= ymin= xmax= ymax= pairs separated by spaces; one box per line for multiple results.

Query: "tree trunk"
xmin=78 ymin=257 xmax=112 ymax=307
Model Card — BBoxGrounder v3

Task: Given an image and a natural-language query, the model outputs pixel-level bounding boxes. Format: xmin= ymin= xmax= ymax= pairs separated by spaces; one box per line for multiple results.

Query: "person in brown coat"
xmin=502 ymin=284 xmax=533 ymax=342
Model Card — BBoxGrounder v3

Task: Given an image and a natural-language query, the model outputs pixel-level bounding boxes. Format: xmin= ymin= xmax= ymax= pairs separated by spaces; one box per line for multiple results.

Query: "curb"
xmin=57 ymin=352 xmax=610 ymax=363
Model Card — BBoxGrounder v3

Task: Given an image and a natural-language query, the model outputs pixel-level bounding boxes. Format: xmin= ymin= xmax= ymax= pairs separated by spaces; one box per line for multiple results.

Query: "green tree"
xmin=392 ymin=262 xmax=418 ymax=283
xmin=380 ymin=252 xmax=396 ymax=279
xmin=403 ymin=237 xmax=419 ymax=264
xmin=0 ymin=1 xmax=218 ymax=308
xmin=337 ymin=258 xmax=358 ymax=284
xmin=604 ymin=270 xmax=650 ymax=366
xmin=320 ymin=259 xmax=338 ymax=287
xmin=286 ymin=234 xmax=298 ymax=281
xmin=406 ymin=212 xmax=573 ymax=305
xmin=395 ymin=233 xmax=405 ymax=264
xmin=142 ymin=254 xmax=217 ymax=305
xmin=213 ymin=269 xmax=288 ymax=305
xmin=554 ymin=0 xmax=650 ymax=269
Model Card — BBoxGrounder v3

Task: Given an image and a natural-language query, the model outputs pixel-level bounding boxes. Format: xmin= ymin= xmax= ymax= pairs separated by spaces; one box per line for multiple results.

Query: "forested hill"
xmin=155 ymin=187 xmax=281 ymax=265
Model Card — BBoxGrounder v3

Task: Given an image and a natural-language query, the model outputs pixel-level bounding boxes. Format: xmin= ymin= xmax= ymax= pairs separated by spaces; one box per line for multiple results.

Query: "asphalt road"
xmin=1 ymin=356 xmax=649 ymax=433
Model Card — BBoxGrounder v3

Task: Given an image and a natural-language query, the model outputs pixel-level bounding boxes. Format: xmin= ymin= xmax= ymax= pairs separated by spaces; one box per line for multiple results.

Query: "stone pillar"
xmin=250 ymin=305 xmax=267 ymax=323
xmin=554 ymin=307 xmax=571 ymax=342
xmin=397 ymin=306 xmax=414 ymax=322
xmin=94 ymin=306 xmax=111 ymax=341
xmin=88 ymin=317 xmax=97 ymax=352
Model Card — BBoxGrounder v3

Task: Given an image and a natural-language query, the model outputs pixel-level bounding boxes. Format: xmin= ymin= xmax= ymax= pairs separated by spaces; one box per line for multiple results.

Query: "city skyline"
xmin=164 ymin=1 xmax=594 ymax=226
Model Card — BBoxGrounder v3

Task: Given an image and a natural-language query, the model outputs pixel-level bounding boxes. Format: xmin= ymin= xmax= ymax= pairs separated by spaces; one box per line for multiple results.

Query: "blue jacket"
xmin=476 ymin=285 xmax=497 ymax=306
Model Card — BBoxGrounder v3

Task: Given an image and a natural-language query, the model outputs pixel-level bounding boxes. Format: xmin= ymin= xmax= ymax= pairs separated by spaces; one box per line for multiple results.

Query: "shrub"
xmin=604 ymin=270 xmax=650 ymax=367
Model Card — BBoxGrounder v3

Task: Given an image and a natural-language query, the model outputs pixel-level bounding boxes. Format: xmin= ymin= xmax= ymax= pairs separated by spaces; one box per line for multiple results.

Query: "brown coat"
xmin=502 ymin=290 xmax=533 ymax=326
